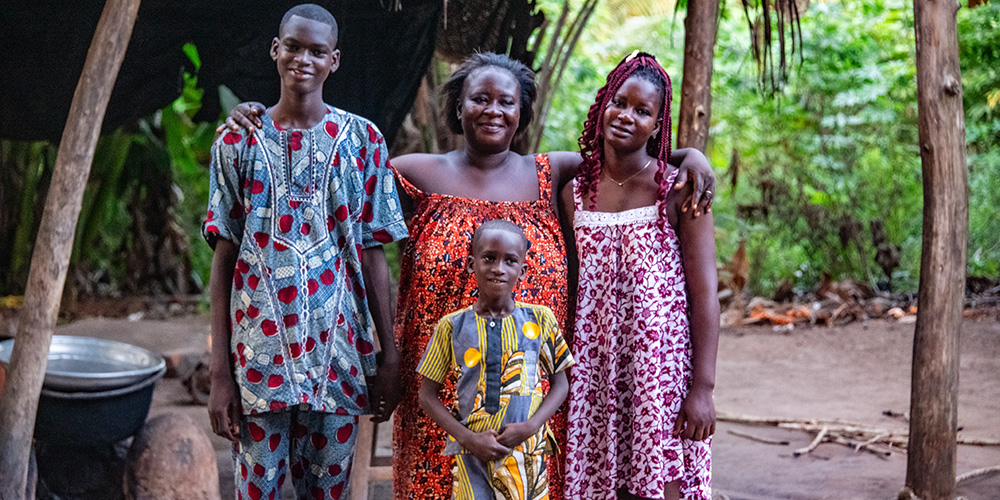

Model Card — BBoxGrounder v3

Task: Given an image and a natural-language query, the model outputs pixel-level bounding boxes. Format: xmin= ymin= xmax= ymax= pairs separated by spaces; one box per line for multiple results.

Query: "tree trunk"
xmin=0 ymin=0 xmax=141 ymax=497
xmin=677 ymin=0 xmax=719 ymax=151
xmin=905 ymin=0 xmax=968 ymax=498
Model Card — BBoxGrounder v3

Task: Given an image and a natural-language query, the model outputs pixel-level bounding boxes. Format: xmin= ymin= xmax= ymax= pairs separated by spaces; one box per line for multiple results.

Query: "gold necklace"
xmin=604 ymin=158 xmax=653 ymax=187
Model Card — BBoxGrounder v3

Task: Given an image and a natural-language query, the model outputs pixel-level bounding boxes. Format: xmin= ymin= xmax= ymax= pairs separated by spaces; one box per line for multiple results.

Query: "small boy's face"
xmin=467 ymin=229 xmax=528 ymax=301
xmin=271 ymin=15 xmax=340 ymax=95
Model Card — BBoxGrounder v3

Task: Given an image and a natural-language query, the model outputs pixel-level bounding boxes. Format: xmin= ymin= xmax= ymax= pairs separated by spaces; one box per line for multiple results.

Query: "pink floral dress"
xmin=564 ymin=172 xmax=712 ymax=500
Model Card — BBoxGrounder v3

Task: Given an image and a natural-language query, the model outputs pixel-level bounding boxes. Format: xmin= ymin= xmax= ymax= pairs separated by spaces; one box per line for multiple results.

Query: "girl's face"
xmin=459 ymin=66 xmax=521 ymax=152
xmin=602 ymin=75 xmax=662 ymax=154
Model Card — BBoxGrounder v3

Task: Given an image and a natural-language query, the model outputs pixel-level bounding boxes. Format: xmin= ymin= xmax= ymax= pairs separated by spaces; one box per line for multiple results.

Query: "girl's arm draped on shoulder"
xmin=669 ymin=148 xmax=716 ymax=216
xmin=207 ymin=238 xmax=241 ymax=443
xmin=671 ymin=181 xmax=720 ymax=442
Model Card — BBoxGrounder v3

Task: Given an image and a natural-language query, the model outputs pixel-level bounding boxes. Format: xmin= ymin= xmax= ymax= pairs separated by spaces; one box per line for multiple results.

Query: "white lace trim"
xmin=574 ymin=205 xmax=659 ymax=227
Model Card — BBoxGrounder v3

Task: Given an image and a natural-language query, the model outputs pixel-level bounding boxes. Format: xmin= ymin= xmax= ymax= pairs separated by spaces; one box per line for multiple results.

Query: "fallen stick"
xmin=828 ymin=435 xmax=893 ymax=459
xmin=855 ymin=432 xmax=891 ymax=452
xmin=717 ymin=412 xmax=1000 ymax=452
xmin=956 ymin=464 xmax=1000 ymax=483
xmin=726 ymin=429 xmax=790 ymax=445
xmin=956 ymin=436 xmax=1000 ymax=447
xmin=793 ymin=426 xmax=828 ymax=457
xmin=778 ymin=421 xmax=892 ymax=436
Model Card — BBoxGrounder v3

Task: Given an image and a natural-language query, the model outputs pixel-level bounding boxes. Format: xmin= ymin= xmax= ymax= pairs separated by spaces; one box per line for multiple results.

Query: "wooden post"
xmin=905 ymin=0 xmax=968 ymax=498
xmin=0 ymin=0 xmax=141 ymax=497
xmin=677 ymin=0 xmax=719 ymax=151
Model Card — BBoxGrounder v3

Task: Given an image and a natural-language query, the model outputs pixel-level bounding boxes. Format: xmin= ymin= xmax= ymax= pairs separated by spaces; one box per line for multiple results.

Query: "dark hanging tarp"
xmin=0 ymin=0 xmax=442 ymax=146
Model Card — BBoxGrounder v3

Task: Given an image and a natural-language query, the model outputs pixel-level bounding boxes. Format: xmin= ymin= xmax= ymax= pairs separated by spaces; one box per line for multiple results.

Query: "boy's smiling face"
xmin=467 ymin=228 xmax=528 ymax=302
xmin=271 ymin=15 xmax=340 ymax=95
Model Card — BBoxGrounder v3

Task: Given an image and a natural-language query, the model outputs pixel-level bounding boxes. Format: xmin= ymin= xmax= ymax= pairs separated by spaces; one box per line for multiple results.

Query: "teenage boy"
xmin=203 ymin=4 xmax=407 ymax=499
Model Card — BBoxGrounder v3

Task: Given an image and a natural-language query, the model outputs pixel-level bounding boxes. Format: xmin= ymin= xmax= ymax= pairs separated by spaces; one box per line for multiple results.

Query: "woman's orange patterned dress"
xmin=393 ymin=154 xmax=569 ymax=500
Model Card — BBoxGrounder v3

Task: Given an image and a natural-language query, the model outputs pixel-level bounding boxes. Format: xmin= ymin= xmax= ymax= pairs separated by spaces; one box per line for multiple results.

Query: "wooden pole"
xmin=677 ymin=0 xmax=719 ymax=151
xmin=0 ymin=0 xmax=141 ymax=496
xmin=905 ymin=0 xmax=968 ymax=498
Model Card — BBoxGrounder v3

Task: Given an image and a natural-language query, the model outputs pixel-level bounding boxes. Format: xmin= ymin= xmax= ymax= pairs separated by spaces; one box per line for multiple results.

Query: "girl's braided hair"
xmin=577 ymin=52 xmax=673 ymax=219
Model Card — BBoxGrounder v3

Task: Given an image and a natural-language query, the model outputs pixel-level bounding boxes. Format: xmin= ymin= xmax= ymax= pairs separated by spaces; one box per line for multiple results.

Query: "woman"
xmin=224 ymin=52 xmax=715 ymax=500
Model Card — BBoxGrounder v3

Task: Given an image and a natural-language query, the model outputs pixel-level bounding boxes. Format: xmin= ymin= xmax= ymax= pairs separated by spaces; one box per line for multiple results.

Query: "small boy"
xmin=417 ymin=220 xmax=573 ymax=500
xmin=202 ymin=4 xmax=407 ymax=499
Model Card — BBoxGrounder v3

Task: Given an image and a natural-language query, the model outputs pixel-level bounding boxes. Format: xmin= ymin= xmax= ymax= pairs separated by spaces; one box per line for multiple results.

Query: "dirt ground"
xmin=47 ymin=314 xmax=1000 ymax=500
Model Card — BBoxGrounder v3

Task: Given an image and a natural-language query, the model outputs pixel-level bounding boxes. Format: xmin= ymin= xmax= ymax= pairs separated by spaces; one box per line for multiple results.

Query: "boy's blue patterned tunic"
xmin=203 ymin=106 xmax=407 ymax=416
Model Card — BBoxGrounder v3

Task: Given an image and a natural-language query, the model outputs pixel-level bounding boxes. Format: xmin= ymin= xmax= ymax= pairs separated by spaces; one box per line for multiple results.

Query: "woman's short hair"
xmin=441 ymin=52 xmax=537 ymax=136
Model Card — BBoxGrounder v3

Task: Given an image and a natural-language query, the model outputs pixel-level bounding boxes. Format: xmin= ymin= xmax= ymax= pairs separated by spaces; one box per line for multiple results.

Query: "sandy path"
xmin=48 ymin=316 xmax=1000 ymax=499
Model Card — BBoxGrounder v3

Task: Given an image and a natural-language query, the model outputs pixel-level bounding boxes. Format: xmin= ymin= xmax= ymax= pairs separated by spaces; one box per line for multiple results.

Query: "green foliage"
xmin=0 ymin=44 xmax=217 ymax=297
xmin=711 ymin=0 xmax=925 ymax=294
xmin=540 ymin=0 xmax=998 ymax=294
xmin=960 ymin=2 xmax=1000 ymax=277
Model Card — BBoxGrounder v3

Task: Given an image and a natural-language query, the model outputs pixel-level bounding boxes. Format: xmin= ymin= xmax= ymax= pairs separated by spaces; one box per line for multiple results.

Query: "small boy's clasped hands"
xmin=417 ymin=220 xmax=571 ymax=497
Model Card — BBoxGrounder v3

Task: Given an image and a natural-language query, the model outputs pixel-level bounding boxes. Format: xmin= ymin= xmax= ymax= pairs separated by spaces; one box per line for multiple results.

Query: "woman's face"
xmin=459 ymin=66 xmax=521 ymax=152
xmin=602 ymin=75 xmax=662 ymax=154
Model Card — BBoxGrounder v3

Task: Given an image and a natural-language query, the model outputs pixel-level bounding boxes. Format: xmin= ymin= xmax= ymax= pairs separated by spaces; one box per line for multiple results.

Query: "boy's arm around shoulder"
xmin=673 ymin=183 xmax=719 ymax=442
xmin=207 ymin=237 xmax=241 ymax=443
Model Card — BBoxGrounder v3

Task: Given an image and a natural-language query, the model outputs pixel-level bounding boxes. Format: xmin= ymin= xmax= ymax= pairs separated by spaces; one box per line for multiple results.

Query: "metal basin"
xmin=0 ymin=335 xmax=166 ymax=392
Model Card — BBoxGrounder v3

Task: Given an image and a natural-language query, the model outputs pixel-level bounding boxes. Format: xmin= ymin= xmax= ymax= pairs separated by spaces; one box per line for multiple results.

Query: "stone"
xmin=124 ymin=411 xmax=220 ymax=500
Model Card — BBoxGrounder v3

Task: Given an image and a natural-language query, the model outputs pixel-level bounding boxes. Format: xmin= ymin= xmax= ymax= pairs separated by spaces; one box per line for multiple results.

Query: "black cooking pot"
xmin=34 ymin=366 xmax=165 ymax=446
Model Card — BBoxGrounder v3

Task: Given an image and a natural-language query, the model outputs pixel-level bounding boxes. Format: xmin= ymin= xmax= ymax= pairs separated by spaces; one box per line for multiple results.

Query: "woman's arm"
xmin=558 ymin=181 xmax=578 ymax=298
xmin=669 ymin=148 xmax=716 ymax=216
xmin=672 ymin=185 xmax=719 ymax=442
xmin=545 ymin=148 xmax=716 ymax=216
xmin=218 ymin=102 xmax=267 ymax=134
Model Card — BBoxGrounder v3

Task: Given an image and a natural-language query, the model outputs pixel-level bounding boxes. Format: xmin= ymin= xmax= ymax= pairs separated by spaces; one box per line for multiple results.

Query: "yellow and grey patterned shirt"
xmin=416 ymin=302 xmax=574 ymax=455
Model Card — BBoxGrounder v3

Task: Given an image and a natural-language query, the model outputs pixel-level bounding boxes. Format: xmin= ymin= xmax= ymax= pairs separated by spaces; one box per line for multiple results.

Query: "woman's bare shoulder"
xmin=392 ymin=152 xmax=458 ymax=187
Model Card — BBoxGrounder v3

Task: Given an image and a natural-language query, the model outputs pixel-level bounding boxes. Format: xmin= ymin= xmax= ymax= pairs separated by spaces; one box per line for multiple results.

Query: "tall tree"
xmin=904 ymin=0 xmax=969 ymax=498
xmin=677 ymin=0 xmax=720 ymax=151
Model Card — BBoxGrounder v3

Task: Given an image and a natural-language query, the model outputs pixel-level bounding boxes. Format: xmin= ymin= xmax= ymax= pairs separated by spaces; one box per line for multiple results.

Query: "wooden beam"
xmin=905 ymin=0 xmax=969 ymax=498
xmin=0 ymin=0 xmax=141 ymax=497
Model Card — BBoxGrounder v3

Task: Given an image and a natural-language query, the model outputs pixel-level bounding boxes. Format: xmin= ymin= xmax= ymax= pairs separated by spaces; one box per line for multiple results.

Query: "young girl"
xmin=559 ymin=52 xmax=719 ymax=500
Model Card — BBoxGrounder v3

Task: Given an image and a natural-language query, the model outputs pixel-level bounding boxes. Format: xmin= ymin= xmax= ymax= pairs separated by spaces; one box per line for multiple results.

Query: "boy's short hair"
xmin=279 ymin=4 xmax=339 ymax=45
xmin=471 ymin=219 xmax=530 ymax=256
